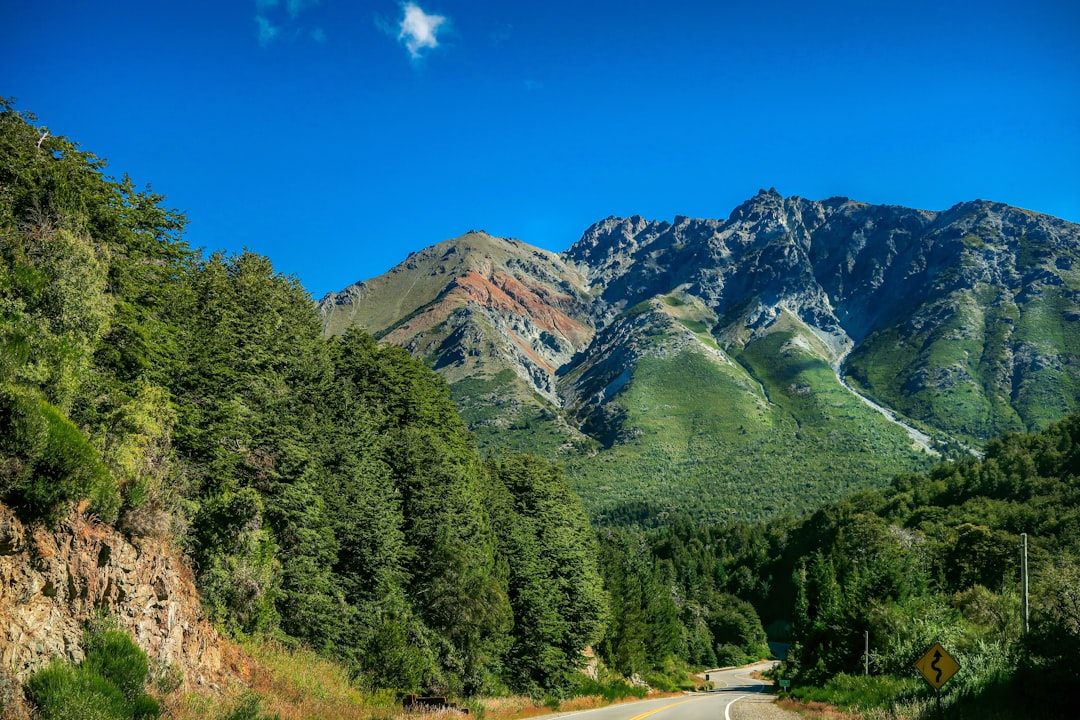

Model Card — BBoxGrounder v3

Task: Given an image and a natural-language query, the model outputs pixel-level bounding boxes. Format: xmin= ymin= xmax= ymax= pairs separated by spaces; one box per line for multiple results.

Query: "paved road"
xmin=548 ymin=662 xmax=780 ymax=720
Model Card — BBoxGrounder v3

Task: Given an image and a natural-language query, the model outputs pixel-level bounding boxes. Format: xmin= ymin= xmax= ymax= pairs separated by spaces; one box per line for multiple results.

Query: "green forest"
xmin=0 ymin=100 xmax=612 ymax=701
xmin=603 ymin=415 xmax=1080 ymax=717
xmin=2 ymin=100 xmax=1079 ymax=719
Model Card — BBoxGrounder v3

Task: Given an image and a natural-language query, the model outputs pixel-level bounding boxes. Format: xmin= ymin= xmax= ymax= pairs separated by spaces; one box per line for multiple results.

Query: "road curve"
xmin=702 ymin=662 xmax=794 ymax=720
xmin=543 ymin=662 xmax=794 ymax=720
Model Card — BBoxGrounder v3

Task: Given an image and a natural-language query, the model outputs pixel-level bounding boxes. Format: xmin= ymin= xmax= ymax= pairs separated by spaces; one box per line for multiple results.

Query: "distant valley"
xmin=320 ymin=190 xmax=1080 ymax=523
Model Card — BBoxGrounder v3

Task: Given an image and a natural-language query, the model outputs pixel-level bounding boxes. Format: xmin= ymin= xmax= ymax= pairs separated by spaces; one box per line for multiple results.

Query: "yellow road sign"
xmin=914 ymin=643 xmax=960 ymax=690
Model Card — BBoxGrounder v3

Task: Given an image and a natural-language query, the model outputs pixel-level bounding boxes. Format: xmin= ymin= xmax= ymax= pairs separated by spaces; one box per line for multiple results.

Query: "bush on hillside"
xmin=0 ymin=385 xmax=118 ymax=523
xmin=25 ymin=628 xmax=160 ymax=720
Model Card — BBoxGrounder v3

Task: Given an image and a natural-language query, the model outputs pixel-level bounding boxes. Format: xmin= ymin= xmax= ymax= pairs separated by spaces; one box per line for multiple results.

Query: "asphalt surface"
xmin=544 ymin=662 xmax=791 ymax=720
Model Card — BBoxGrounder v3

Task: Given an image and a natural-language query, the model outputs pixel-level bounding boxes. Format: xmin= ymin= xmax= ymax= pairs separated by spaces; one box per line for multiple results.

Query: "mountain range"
xmin=319 ymin=190 xmax=1080 ymax=523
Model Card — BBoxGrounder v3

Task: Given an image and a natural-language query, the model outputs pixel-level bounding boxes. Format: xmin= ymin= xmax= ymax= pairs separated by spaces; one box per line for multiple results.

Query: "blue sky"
xmin=3 ymin=1 xmax=1078 ymax=298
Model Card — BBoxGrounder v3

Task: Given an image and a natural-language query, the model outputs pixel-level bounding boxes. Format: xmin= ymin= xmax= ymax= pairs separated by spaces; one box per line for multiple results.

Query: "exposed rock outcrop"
xmin=0 ymin=501 xmax=246 ymax=714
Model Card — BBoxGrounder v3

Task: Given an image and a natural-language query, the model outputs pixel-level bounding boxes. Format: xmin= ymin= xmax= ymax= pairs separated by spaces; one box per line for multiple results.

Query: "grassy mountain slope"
xmin=845 ymin=203 xmax=1080 ymax=444
xmin=320 ymin=231 xmax=596 ymax=454
xmin=449 ymin=369 xmax=595 ymax=456
xmin=570 ymin=307 xmax=929 ymax=523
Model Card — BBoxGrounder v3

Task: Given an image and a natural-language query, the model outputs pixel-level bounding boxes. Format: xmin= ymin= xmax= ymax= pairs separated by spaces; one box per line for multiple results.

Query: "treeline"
xmin=779 ymin=414 xmax=1080 ymax=716
xmin=0 ymin=101 xmax=607 ymax=697
xmin=593 ymin=523 xmax=771 ymax=683
xmin=606 ymin=414 xmax=1080 ymax=716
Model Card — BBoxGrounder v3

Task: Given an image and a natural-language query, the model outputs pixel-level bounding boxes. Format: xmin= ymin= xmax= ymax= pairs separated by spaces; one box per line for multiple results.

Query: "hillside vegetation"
xmin=597 ymin=412 xmax=1080 ymax=718
xmin=568 ymin=310 xmax=930 ymax=523
xmin=2 ymin=99 xmax=776 ymax=718
xmin=0 ymin=101 xmax=611 ymax=708
xmin=777 ymin=412 xmax=1080 ymax=718
xmin=5 ymin=100 xmax=1080 ymax=720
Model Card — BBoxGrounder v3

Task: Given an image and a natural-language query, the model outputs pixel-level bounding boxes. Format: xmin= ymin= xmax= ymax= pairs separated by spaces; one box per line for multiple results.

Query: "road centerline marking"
xmin=624 ymin=696 xmax=705 ymax=720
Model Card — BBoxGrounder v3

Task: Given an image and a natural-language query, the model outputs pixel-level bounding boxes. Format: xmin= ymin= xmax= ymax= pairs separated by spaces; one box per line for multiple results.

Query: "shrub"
xmin=788 ymin=673 xmax=923 ymax=711
xmin=566 ymin=676 xmax=649 ymax=703
xmin=24 ymin=628 xmax=160 ymax=720
xmin=82 ymin=629 xmax=151 ymax=701
xmin=714 ymin=643 xmax=745 ymax=668
xmin=25 ymin=659 xmax=129 ymax=720
xmin=0 ymin=385 xmax=119 ymax=522
xmin=218 ymin=693 xmax=281 ymax=720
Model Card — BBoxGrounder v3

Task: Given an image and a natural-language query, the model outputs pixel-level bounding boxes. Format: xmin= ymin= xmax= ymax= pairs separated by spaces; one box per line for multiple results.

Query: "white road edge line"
xmin=723 ymin=694 xmax=749 ymax=720
xmin=723 ymin=674 xmax=768 ymax=720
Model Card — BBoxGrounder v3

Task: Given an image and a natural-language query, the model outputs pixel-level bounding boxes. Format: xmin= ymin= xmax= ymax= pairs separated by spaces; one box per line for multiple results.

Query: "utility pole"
xmin=1021 ymin=533 xmax=1030 ymax=635
xmin=864 ymin=630 xmax=869 ymax=676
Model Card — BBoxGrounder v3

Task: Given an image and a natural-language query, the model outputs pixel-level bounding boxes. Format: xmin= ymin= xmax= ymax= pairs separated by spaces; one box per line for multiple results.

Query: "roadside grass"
xmin=788 ymin=674 xmax=922 ymax=713
xmin=479 ymin=690 xmax=643 ymax=720
xmin=780 ymin=671 xmax=1069 ymax=720
xmin=778 ymin=697 xmax=863 ymax=719
xmin=431 ymin=679 xmax=683 ymax=720
xmin=165 ymin=639 xmax=687 ymax=720
xmin=167 ymin=639 xmax=397 ymax=720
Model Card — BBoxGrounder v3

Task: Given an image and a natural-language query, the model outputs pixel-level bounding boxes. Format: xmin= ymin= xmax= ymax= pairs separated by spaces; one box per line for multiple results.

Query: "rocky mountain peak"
xmin=322 ymin=192 xmax=1080 ymax=476
xmin=726 ymin=187 xmax=788 ymax=220
xmin=564 ymin=215 xmax=670 ymax=279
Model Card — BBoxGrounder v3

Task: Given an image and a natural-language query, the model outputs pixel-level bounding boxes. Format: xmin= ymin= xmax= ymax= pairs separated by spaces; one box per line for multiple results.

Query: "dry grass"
xmin=777 ymin=697 xmax=936 ymax=720
xmin=166 ymin=639 xmax=398 ymax=720
xmin=163 ymin=639 xmax=685 ymax=720
xmin=777 ymin=697 xmax=862 ymax=720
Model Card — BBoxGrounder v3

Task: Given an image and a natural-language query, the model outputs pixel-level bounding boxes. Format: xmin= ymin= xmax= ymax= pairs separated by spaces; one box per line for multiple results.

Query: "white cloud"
xmin=254 ymin=0 xmax=320 ymax=47
xmin=286 ymin=0 xmax=317 ymax=19
xmin=398 ymin=2 xmax=447 ymax=59
xmin=256 ymin=15 xmax=281 ymax=47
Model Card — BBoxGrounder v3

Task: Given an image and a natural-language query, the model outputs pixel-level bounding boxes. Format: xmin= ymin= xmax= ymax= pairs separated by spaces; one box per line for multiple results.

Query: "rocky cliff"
xmin=320 ymin=231 xmax=598 ymax=454
xmin=319 ymin=192 xmax=1080 ymax=521
xmin=0 ymin=501 xmax=246 ymax=715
